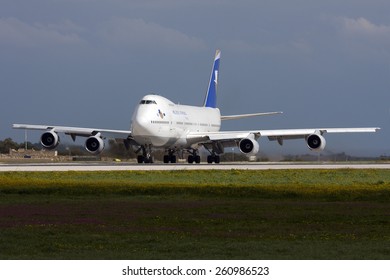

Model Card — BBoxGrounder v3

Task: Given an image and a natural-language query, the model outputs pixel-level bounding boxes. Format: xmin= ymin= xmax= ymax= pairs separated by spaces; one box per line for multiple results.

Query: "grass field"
xmin=0 ymin=169 xmax=389 ymax=259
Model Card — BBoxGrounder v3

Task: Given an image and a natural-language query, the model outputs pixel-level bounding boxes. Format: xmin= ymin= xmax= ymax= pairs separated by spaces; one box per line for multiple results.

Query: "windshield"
xmin=139 ymin=100 xmax=157 ymax=105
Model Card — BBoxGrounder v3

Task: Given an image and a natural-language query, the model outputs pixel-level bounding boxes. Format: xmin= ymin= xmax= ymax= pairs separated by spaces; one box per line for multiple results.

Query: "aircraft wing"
xmin=221 ymin=111 xmax=283 ymax=120
xmin=12 ymin=124 xmax=132 ymax=140
xmin=187 ymin=127 xmax=380 ymax=151
xmin=190 ymin=127 xmax=379 ymax=141
xmin=259 ymin=127 xmax=380 ymax=141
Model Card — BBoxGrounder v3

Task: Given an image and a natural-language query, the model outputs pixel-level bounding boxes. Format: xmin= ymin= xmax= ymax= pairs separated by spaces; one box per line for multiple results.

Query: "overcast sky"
xmin=1 ymin=0 xmax=389 ymax=156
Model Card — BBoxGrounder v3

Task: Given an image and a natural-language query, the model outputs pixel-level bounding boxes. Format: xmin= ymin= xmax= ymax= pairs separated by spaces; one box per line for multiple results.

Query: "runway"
xmin=1 ymin=162 xmax=389 ymax=172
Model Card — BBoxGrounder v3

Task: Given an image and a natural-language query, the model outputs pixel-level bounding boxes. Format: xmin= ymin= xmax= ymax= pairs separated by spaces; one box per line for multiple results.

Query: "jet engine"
xmin=41 ymin=131 xmax=60 ymax=149
xmin=239 ymin=138 xmax=259 ymax=156
xmin=85 ymin=136 xmax=105 ymax=154
xmin=306 ymin=134 xmax=326 ymax=151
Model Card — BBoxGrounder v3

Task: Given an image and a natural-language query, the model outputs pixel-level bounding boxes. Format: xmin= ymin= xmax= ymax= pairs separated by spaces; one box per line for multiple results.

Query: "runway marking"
xmin=1 ymin=163 xmax=389 ymax=172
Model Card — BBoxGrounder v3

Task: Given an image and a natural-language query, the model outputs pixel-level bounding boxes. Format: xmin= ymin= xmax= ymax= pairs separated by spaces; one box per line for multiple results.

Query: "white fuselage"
xmin=131 ymin=95 xmax=221 ymax=149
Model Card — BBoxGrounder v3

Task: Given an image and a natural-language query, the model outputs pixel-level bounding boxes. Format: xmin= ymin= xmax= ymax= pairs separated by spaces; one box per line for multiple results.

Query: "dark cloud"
xmin=0 ymin=17 xmax=85 ymax=47
xmin=98 ymin=17 xmax=206 ymax=50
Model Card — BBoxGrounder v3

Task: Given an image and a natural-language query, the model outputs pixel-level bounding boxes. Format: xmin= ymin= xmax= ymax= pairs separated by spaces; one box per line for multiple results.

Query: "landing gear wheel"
xmin=137 ymin=155 xmax=144 ymax=163
xmin=163 ymin=154 xmax=177 ymax=163
xmin=137 ymin=145 xmax=154 ymax=164
xmin=207 ymin=155 xmax=220 ymax=164
xmin=144 ymin=156 xmax=154 ymax=164
xmin=187 ymin=149 xmax=201 ymax=164
xmin=137 ymin=155 xmax=154 ymax=164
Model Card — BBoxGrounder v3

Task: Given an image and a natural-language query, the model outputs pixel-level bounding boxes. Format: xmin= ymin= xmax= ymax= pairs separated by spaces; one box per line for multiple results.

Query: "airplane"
xmin=13 ymin=49 xmax=380 ymax=164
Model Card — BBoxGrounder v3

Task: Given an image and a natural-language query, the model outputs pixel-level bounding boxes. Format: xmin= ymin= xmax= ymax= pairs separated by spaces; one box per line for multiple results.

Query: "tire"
xmin=137 ymin=155 xmax=144 ymax=164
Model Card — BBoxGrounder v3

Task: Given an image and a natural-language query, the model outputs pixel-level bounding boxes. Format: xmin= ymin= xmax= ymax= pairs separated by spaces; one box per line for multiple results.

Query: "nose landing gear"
xmin=137 ymin=145 xmax=154 ymax=163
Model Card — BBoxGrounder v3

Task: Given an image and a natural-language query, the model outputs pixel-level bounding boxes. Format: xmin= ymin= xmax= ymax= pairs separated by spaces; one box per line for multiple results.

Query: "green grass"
xmin=0 ymin=169 xmax=389 ymax=259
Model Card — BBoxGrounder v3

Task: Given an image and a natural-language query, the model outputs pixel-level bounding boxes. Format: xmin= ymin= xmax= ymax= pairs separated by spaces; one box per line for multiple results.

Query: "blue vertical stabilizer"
xmin=203 ymin=49 xmax=221 ymax=108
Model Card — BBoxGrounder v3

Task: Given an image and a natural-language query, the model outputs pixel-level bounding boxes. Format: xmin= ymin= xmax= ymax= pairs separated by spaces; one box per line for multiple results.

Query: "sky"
xmin=1 ymin=0 xmax=389 ymax=157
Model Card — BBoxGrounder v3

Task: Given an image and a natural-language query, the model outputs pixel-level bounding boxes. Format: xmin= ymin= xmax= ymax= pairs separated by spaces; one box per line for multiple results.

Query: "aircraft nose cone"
xmin=131 ymin=106 xmax=152 ymax=135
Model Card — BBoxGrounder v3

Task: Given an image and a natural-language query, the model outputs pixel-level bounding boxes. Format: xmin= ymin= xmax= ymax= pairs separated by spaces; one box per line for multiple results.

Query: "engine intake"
xmin=85 ymin=136 xmax=104 ymax=154
xmin=307 ymin=134 xmax=326 ymax=151
xmin=41 ymin=131 xmax=60 ymax=149
xmin=239 ymin=138 xmax=259 ymax=156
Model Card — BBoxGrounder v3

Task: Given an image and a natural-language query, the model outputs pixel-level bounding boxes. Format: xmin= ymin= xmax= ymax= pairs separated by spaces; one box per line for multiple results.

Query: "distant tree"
xmin=56 ymin=144 xmax=90 ymax=156
xmin=0 ymin=138 xmax=19 ymax=154
xmin=17 ymin=141 xmax=41 ymax=150
xmin=220 ymin=152 xmax=253 ymax=162
xmin=106 ymin=139 xmax=136 ymax=159
xmin=0 ymin=138 xmax=42 ymax=154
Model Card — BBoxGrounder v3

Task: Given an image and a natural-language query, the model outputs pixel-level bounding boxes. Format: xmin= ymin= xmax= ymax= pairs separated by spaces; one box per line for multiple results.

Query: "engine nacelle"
xmin=85 ymin=136 xmax=105 ymax=154
xmin=41 ymin=131 xmax=60 ymax=149
xmin=306 ymin=134 xmax=326 ymax=151
xmin=239 ymin=138 xmax=260 ymax=156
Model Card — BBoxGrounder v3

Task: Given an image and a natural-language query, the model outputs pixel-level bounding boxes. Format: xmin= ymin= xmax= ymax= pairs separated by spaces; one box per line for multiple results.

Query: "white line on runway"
xmin=0 ymin=163 xmax=389 ymax=172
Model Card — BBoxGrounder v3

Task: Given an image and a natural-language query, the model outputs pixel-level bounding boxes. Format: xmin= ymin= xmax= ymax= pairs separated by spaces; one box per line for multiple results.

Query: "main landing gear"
xmin=187 ymin=149 xmax=201 ymax=164
xmin=135 ymin=146 xmax=221 ymax=164
xmin=163 ymin=149 xmax=176 ymax=163
xmin=204 ymin=146 xmax=221 ymax=164
xmin=207 ymin=154 xmax=220 ymax=164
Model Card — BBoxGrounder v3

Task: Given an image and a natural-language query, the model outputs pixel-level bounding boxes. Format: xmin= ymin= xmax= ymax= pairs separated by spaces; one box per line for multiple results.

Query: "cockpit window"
xmin=139 ymin=100 xmax=157 ymax=105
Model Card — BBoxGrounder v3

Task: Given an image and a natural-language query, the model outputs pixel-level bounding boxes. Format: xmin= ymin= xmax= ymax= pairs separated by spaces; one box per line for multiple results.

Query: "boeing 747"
xmin=13 ymin=50 xmax=380 ymax=163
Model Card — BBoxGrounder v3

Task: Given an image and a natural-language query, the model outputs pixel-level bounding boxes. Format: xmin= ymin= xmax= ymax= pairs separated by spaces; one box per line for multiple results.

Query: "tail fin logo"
xmin=203 ymin=49 xmax=221 ymax=108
